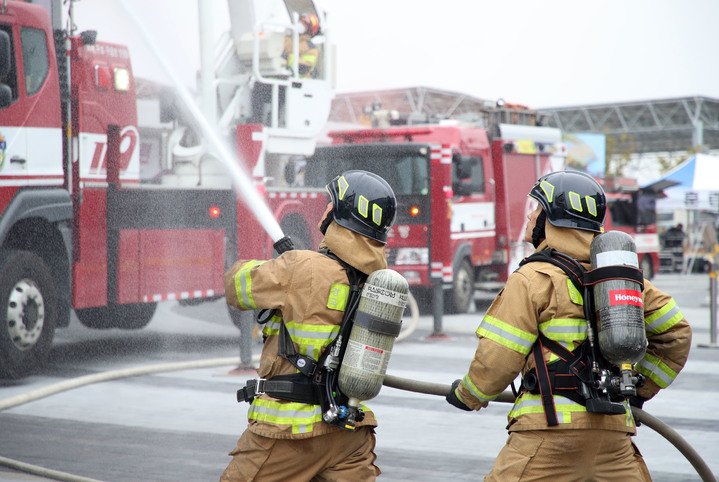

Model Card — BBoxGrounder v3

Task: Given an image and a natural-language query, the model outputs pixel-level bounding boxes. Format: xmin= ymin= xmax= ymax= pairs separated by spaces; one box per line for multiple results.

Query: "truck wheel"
xmin=75 ymin=303 xmax=157 ymax=330
xmin=445 ymin=258 xmax=474 ymax=314
xmin=0 ymin=250 xmax=57 ymax=379
xmin=640 ymin=255 xmax=654 ymax=280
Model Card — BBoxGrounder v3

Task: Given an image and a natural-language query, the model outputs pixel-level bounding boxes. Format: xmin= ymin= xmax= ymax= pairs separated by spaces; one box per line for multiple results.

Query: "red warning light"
xmin=208 ymin=206 xmax=221 ymax=219
xmin=409 ymin=206 xmax=421 ymax=217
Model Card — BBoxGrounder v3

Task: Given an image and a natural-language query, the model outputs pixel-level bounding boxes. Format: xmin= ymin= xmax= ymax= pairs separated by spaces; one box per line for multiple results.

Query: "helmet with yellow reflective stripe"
xmin=528 ymin=170 xmax=606 ymax=233
xmin=299 ymin=13 xmax=320 ymax=37
xmin=325 ymin=170 xmax=397 ymax=244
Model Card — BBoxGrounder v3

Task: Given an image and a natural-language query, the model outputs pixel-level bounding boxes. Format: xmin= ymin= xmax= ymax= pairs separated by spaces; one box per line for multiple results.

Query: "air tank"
xmin=338 ymin=269 xmax=408 ymax=407
xmin=590 ymin=231 xmax=648 ymax=367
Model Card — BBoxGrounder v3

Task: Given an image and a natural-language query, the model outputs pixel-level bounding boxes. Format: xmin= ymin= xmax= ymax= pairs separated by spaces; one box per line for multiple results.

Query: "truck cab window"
xmin=21 ymin=27 xmax=49 ymax=96
xmin=452 ymin=155 xmax=485 ymax=195
xmin=0 ymin=26 xmax=18 ymax=108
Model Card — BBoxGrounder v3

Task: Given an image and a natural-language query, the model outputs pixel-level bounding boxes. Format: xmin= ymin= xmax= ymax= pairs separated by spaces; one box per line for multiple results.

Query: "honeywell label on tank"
xmin=609 ymin=289 xmax=643 ymax=307
xmin=363 ymin=285 xmax=408 ymax=307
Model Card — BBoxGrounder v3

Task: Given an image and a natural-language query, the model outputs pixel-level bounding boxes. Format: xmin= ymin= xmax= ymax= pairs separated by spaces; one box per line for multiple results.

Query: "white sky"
xmin=74 ymin=0 xmax=719 ymax=109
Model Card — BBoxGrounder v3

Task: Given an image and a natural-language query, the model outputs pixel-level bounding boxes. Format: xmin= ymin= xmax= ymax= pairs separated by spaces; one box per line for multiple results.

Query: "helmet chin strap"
xmin=319 ymin=211 xmax=334 ymax=235
xmin=532 ymin=210 xmax=547 ymax=248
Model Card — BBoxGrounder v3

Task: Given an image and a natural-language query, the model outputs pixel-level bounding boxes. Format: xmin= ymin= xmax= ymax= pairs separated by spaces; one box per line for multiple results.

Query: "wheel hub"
xmin=6 ymin=278 xmax=44 ymax=351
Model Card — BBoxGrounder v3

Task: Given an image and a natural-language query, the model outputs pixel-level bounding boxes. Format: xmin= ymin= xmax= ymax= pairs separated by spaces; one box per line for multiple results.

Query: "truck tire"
xmin=75 ymin=303 xmax=157 ymax=330
xmin=445 ymin=258 xmax=474 ymax=314
xmin=0 ymin=250 xmax=57 ymax=379
xmin=640 ymin=255 xmax=654 ymax=280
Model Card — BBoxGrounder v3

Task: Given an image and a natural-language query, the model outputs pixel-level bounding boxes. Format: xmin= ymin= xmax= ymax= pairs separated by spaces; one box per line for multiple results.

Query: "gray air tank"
xmin=590 ymin=231 xmax=648 ymax=367
xmin=338 ymin=269 xmax=408 ymax=407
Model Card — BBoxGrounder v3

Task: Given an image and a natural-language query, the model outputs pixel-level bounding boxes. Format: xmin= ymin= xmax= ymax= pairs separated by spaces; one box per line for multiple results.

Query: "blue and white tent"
xmin=643 ymin=154 xmax=719 ymax=211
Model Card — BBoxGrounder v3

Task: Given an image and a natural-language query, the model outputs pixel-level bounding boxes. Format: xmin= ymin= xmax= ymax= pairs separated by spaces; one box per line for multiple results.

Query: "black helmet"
xmin=325 ymin=170 xmax=397 ymax=244
xmin=528 ymin=170 xmax=606 ymax=233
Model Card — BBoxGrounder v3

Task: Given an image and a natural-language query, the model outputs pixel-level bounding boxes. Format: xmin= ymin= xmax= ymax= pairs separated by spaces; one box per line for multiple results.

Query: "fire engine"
xmin=300 ymin=110 xmax=659 ymax=314
xmin=299 ymin=110 xmax=566 ymax=314
xmin=0 ymin=0 xmax=333 ymax=378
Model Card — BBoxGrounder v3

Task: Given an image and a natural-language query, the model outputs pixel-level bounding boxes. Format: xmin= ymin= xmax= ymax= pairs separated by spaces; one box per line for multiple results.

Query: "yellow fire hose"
xmin=382 ymin=374 xmax=717 ymax=482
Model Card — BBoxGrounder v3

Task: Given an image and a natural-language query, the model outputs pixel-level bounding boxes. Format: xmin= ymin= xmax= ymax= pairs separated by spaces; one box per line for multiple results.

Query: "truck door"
xmin=0 ymin=18 xmax=62 ymax=187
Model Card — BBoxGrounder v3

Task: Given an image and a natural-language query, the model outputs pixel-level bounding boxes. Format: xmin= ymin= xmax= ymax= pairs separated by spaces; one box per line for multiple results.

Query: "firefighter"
xmin=283 ymin=13 xmax=321 ymax=78
xmin=445 ymin=170 xmax=692 ymax=481
xmin=221 ymin=170 xmax=397 ymax=481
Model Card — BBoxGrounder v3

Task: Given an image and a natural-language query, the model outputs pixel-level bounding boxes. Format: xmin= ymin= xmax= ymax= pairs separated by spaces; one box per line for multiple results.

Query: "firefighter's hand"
xmin=446 ymin=379 xmax=472 ymax=411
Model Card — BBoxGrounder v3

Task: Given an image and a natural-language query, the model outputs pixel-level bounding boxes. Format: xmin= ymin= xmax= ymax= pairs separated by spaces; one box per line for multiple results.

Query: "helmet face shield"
xmin=325 ymin=170 xmax=397 ymax=243
xmin=528 ymin=170 xmax=606 ymax=233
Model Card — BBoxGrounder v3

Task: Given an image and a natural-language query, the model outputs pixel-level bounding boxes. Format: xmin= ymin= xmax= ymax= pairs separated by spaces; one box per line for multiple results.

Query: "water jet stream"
xmin=119 ymin=0 xmax=285 ymax=243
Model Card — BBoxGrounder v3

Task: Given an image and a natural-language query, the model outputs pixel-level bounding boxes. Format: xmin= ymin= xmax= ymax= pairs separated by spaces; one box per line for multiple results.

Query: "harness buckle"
xmin=236 ymin=378 xmax=267 ymax=403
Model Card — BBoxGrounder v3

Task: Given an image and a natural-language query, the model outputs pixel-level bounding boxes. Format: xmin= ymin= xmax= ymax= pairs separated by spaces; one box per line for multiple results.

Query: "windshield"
xmin=304 ymin=144 xmax=430 ymax=196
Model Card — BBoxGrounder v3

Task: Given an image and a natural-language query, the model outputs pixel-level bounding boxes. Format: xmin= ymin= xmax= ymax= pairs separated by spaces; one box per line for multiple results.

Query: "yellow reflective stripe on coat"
xmin=538 ymin=318 xmax=587 ymax=362
xmin=477 ymin=315 xmax=536 ymax=355
xmin=461 ymin=374 xmax=500 ymax=404
xmin=233 ymin=260 xmax=266 ymax=309
xmin=248 ymin=399 xmax=324 ymax=434
xmin=645 ymin=298 xmax=683 ymax=335
xmin=262 ymin=313 xmax=284 ymax=337
xmin=510 ymin=394 xmax=634 ymax=427
xmin=539 ymin=318 xmax=587 ymax=342
xmin=262 ymin=317 xmax=340 ymax=360
xmin=636 ymin=352 xmax=678 ymax=388
xmin=509 ymin=393 xmax=587 ymax=424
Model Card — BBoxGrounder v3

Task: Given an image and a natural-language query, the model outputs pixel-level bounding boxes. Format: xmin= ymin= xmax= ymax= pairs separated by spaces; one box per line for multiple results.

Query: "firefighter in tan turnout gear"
xmin=221 ymin=170 xmax=397 ymax=481
xmin=446 ymin=170 xmax=692 ymax=480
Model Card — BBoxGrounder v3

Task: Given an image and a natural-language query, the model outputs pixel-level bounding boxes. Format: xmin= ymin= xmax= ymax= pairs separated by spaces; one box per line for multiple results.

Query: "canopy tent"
xmin=643 ymin=154 xmax=719 ymax=211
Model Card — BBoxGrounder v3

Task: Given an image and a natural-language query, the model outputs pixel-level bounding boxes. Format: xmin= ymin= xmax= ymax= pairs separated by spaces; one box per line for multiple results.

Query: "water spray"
xmin=118 ymin=0 xmax=284 ymax=243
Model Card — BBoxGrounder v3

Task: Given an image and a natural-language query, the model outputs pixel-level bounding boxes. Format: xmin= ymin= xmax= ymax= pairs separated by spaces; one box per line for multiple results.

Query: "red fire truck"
xmin=301 ymin=116 xmax=660 ymax=315
xmin=300 ymin=117 xmax=566 ymax=314
xmin=0 ymin=0 xmax=333 ymax=378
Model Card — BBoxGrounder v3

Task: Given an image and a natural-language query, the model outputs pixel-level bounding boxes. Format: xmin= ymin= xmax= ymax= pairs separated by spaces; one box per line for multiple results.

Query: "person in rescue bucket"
xmin=446 ymin=170 xmax=692 ymax=480
xmin=221 ymin=170 xmax=397 ymax=481
xmin=283 ymin=13 xmax=321 ymax=78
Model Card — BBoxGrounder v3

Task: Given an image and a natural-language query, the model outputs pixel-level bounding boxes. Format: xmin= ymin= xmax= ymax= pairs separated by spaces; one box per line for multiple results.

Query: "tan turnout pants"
xmin=220 ymin=426 xmax=380 ymax=482
xmin=485 ymin=429 xmax=651 ymax=481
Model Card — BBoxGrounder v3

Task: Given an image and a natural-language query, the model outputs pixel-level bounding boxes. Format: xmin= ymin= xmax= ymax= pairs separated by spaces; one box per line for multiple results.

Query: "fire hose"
xmin=0 ymin=360 xmax=714 ymax=481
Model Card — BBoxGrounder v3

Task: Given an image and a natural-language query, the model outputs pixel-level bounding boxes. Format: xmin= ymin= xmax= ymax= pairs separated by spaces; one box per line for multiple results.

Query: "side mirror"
xmin=453 ymin=154 xmax=476 ymax=180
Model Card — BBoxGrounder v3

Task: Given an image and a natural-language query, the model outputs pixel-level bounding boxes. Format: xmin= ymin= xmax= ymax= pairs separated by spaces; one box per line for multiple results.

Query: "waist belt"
xmin=237 ymin=373 xmax=320 ymax=405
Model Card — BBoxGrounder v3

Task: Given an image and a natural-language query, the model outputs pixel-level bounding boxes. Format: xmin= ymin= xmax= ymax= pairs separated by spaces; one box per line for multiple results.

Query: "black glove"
xmin=446 ymin=379 xmax=472 ymax=411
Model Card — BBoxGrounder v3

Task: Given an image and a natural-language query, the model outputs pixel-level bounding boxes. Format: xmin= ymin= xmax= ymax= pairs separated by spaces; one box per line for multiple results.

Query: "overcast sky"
xmin=75 ymin=0 xmax=719 ymax=109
